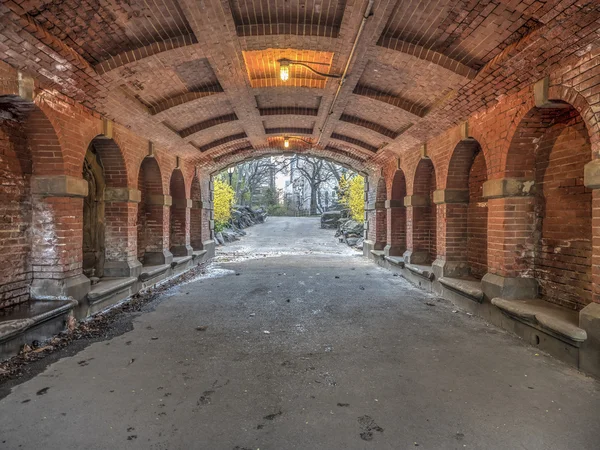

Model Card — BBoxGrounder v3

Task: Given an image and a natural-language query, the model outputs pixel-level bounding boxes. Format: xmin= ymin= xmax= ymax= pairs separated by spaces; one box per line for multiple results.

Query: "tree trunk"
xmin=310 ymin=184 xmax=318 ymax=215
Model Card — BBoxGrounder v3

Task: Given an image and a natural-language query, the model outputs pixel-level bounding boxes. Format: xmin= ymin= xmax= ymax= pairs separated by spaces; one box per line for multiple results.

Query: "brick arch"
xmin=410 ymin=158 xmax=437 ymax=264
xmin=444 ymin=139 xmax=488 ymax=278
xmin=87 ymin=136 xmax=129 ymax=188
xmin=501 ymin=102 xmax=592 ymax=310
xmin=190 ymin=174 xmax=203 ymax=251
xmin=137 ymin=157 xmax=169 ymax=264
xmin=386 ymin=169 xmax=407 ymax=256
xmin=502 ymin=85 xmax=599 ymax=176
xmin=0 ymin=95 xmax=65 ymax=176
xmin=169 ymin=169 xmax=191 ymax=256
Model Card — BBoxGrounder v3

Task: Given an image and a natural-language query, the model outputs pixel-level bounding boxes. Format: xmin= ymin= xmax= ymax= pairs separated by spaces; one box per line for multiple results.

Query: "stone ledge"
xmin=105 ymin=187 xmax=141 ymax=203
xmin=384 ymin=256 xmax=405 ymax=267
xmin=439 ymin=277 xmax=484 ymax=303
xmin=433 ymin=189 xmax=469 ymax=205
xmin=147 ymin=194 xmax=173 ymax=206
xmin=139 ymin=264 xmax=170 ymax=282
xmin=31 ymin=175 xmax=88 ymax=198
xmin=171 ymin=256 xmax=193 ymax=268
xmin=192 ymin=250 xmax=207 ymax=260
xmin=482 ymin=178 xmax=535 ymax=199
xmin=86 ymin=277 xmax=137 ymax=303
xmin=491 ymin=298 xmax=587 ymax=344
xmin=404 ymin=195 xmax=429 ymax=207
xmin=406 ymin=264 xmax=434 ymax=281
xmin=370 ymin=250 xmax=385 ymax=258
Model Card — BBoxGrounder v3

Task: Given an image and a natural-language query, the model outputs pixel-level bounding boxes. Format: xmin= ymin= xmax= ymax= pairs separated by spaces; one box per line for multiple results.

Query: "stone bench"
xmin=491 ymin=298 xmax=587 ymax=345
xmin=0 ymin=299 xmax=77 ymax=359
xmin=192 ymin=250 xmax=207 ymax=261
xmin=82 ymin=277 xmax=137 ymax=317
xmin=439 ymin=277 xmax=484 ymax=303
xmin=370 ymin=250 xmax=385 ymax=258
xmin=406 ymin=264 xmax=434 ymax=281
xmin=139 ymin=264 xmax=170 ymax=282
xmin=171 ymin=256 xmax=193 ymax=269
xmin=384 ymin=256 xmax=405 ymax=268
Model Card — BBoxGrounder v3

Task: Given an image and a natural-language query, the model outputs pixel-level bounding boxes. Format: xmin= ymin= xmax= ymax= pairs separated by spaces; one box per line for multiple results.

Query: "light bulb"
xmin=284 ymin=138 xmax=290 ymax=148
xmin=280 ymin=60 xmax=290 ymax=82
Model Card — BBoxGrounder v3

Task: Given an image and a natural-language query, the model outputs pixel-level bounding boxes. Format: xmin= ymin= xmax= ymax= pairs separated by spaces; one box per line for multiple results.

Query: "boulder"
xmin=340 ymin=219 xmax=364 ymax=237
xmin=321 ymin=210 xmax=342 ymax=229
xmin=346 ymin=237 xmax=359 ymax=246
xmin=215 ymin=232 xmax=225 ymax=246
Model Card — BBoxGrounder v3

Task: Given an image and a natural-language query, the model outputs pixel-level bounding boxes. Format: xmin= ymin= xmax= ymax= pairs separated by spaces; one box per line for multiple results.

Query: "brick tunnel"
xmin=1 ymin=1 xmax=600 ymax=448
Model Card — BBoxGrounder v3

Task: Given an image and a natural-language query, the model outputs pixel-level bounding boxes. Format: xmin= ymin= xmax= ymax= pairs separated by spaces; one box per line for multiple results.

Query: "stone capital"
xmin=385 ymin=199 xmax=404 ymax=208
xmin=433 ymin=189 xmax=469 ymax=205
xmin=172 ymin=198 xmax=193 ymax=209
xmin=147 ymin=194 xmax=173 ymax=206
xmin=403 ymin=194 xmax=429 ymax=207
xmin=482 ymin=178 xmax=535 ymax=199
xmin=31 ymin=175 xmax=88 ymax=198
xmin=104 ymin=187 xmax=141 ymax=203
xmin=584 ymin=160 xmax=600 ymax=189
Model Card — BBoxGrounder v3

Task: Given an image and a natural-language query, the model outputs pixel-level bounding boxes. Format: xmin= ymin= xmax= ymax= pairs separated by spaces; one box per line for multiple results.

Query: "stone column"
xmin=432 ymin=189 xmax=469 ymax=278
xmin=30 ymin=175 xmax=91 ymax=301
xmin=171 ymin=198 xmax=193 ymax=256
xmin=202 ymin=180 xmax=216 ymax=257
xmin=480 ymin=178 xmax=538 ymax=299
xmin=403 ymin=194 xmax=430 ymax=264
xmin=384 ymin=199 xmax=405 ymax=256
xmin=143 ymin=194 xmax=173 ymax=265
xmin=103 ymin=187 xmax=143 ymax=278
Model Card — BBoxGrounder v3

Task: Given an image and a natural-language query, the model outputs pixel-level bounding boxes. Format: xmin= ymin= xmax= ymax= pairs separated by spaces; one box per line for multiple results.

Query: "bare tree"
xmin=294 ymin=155 xmax=337 ymax=215
xmin=233 ymin=158 xmax=290 ymax=206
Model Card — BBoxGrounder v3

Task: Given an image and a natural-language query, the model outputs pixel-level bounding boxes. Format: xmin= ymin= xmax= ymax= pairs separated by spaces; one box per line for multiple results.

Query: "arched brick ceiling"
xmin=1 ymin=0 xmax=598 ymax=172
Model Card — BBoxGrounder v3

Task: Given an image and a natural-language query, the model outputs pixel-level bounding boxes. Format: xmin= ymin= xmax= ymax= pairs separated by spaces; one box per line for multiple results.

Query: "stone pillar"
xmin=103 ymin=187 xmax=143 ymax=278
xmin=403 ymin=194 xmax=430 ymax=264
xmin=373 ymin=200 xmax=386 ymax=251
xmin=432 ymin=189 xmax=469 ymax=278
xmin=202 ymin=180 xmax=216 ymax=257
xmin=30 ymin=175 xmax=91 ymax=301
xmin=143 ymin=194 xmax=173 ymax=265
xmin=480 ymin=178 xmax=538 ymax=299
xmin=384 ymin=199 xmax=405 ymax=256
xmin=171 ymin=198 xmax=193 ymax=256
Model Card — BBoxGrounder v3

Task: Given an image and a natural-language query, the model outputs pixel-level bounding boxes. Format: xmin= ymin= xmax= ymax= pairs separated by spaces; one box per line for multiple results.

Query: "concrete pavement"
xmin=0 ymin=217 xmax=599 ymax=449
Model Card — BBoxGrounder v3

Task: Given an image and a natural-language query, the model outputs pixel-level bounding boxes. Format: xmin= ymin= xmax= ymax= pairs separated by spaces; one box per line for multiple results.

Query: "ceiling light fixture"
xmin=284 ymin=137 xmax=290 ymax=148
xmin=279 ymin=60 xmax=290 ymax=82
xmin=278 ymin=58 xmax=342 ymax=82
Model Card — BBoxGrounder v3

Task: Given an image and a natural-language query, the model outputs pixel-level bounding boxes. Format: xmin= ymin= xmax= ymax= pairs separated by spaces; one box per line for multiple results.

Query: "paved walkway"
xmin=0 ymin=217 xmax=599 ymax=449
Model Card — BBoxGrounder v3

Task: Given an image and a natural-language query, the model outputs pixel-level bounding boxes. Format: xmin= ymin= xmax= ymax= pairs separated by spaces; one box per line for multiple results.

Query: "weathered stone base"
xmin=170 ymin=244 xmax=193 ymax=257
xmin=481 ymin=273 xmax=538 ymax=300
xmin=363 ymin=239 xmax=375 ymax=259
xmin=402 ymin=250 xmax=429 ymax=265
xmin=579 ymin=303 xmax=600 ymax=378
xmin=432 ymin=259 xmax=469 ymax=279
xmin=384 ymin=244 xmax=405 ymax=257
xmin=30 ymin=274 xmax=91 ymax=302
xmin=202 ymin=240 xmax=216 ymax=258
xmin=103 ymin=259 xmax=142 ymax=278
xmin=143 ymin=250 xmax=174 ymax=266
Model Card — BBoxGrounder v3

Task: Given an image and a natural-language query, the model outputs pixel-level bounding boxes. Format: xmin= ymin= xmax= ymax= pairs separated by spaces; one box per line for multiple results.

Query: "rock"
xmin=341 ymin=220 xmax=364 ymax=236
xmin=355 ymin=238 xmax=364 ymax=250
xmin=346 ymin=237 xmax=359 ymax=246
xmin=321 ymin=210 xmax=342 ymax=229
xmin=215 ymin=232 xmax=225 ymax=245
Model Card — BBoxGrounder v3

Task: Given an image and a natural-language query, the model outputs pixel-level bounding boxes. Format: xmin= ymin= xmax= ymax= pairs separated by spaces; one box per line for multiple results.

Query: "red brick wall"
xmin=467 ymin=150 xmax=488 ymax=279
xmin=169 ymin=169 xmax=188 ymax=249
xmin=411 ymin=159 xmax=436 ymax=262
xmin=0 ymin=122 xmax=32 ymax=308
xmin=190 ymin=175 xmax=203 ymax=250
xmin=387 ymin=170 xmax=406 ymax=252
xmin=137 ymin=157 xmax=168 ymax=262
xmin=533 ymin=109 xmax=592 ymax=309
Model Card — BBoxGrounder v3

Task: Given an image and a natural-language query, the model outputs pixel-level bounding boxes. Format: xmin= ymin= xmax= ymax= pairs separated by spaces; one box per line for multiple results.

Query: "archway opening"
xmin=190 ymin=175 xmax=203 ymax=251
xmin=506 ymin=105 xmax=592 ymax=310
xmin=446 ymin=139 xmax=488 ymax=279
xmin=137 ymin=157 xmax=169 ymax=265
xmin=170 ymin=169 xmax=192 ymax=256
xmin=411 ymin=159 xmax=436 ymax=264
xmin=82 ymin=144 xmax=106 ymax=279
xmin=386 ymin=169 xmax=407 ymax=256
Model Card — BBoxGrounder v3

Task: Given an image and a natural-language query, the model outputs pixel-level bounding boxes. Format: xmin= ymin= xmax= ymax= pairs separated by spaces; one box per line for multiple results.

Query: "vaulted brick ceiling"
xmin=1 ymin=0 xmax=598 ymax=171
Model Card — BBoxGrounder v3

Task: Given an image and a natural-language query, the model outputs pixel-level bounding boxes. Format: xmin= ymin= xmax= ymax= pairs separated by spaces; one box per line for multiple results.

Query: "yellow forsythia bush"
xmin=338 ymin=174 xmax=364 ymax=222
xmin=213 ymin=178 xmax=235 ymax=230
